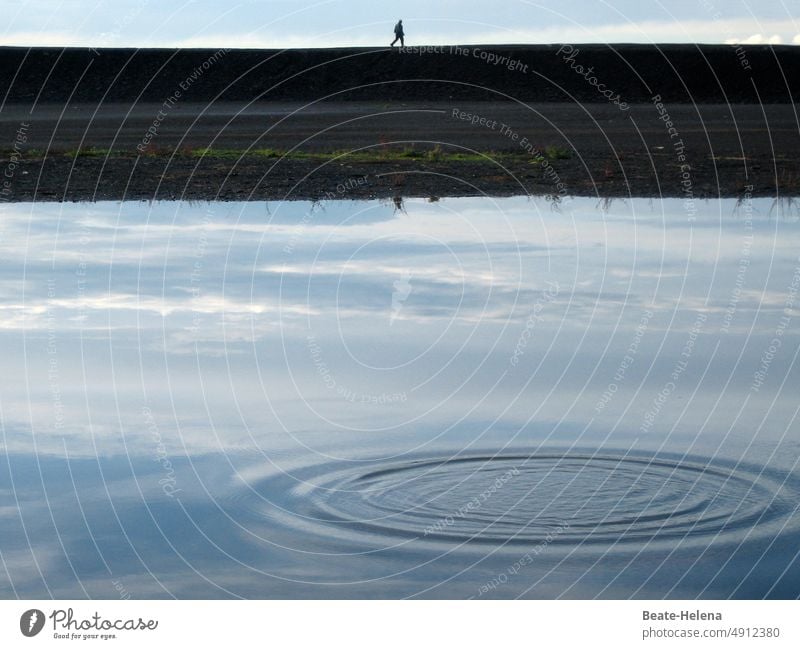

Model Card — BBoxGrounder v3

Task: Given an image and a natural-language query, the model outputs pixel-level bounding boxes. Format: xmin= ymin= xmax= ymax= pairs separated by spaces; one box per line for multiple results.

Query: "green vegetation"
xmin=425 ymin=144 xmax=444 ymax=162
xmin=12 ymin=145 xmax=573 ymax=163
xmin=187 ymin=147 xmax=286 ymax=159
xmin=64 ymin=147 xmax=118 ymax=158
xmin=544 ymin=145 xmax=572 ymax=160
xmin=176 ymin=145 xmax=573 ymax=163
xmin=184 ymin=146 xmax=501 ymax=162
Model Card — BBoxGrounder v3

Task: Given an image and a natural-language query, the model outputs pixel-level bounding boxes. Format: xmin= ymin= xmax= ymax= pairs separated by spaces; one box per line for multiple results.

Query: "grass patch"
xmin=64 ymin=147 xmax=115 ymax=158
xmin=398 ymin=147 xmax=424 ymax=159
xmin=19 ymin=145 xmax=572 ymax=163
xmin=188 ymin=147 xmax=288 ymax=159
xmin=183 ymin=146 xmax=498 ymax=163
xmin=544 ymin=146 xmax=572 ymax=160
xmin=426 ymin=144 xmax=444 ymax=162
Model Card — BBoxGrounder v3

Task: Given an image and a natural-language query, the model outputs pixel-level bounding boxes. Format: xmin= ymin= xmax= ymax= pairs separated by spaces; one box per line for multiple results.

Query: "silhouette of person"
xmin=391 ymin=20 xmax=404 ymax=47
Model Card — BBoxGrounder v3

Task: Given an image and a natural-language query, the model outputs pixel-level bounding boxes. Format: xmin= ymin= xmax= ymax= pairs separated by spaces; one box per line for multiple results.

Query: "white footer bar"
xmin=1 ymin=600 xmax=797 ymax=648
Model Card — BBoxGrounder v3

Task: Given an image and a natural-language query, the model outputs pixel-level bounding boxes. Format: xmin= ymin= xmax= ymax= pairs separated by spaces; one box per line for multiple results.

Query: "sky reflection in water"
xmin=0 ymin=195 xmax=799 ymax=598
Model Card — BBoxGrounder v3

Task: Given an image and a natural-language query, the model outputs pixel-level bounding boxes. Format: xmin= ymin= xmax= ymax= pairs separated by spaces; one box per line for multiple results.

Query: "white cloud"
xmin=725 ymin=33 xmax=784 ymax=45
xmin=0 ymin=31 xmax=94 ymax=48
xmin=469 ymin=18 xmax=800 ymax=46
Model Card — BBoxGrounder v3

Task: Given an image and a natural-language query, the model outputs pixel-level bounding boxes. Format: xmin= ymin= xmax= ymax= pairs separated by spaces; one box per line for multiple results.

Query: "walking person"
xmin=391 ymin=19 xmax=404 ymax=47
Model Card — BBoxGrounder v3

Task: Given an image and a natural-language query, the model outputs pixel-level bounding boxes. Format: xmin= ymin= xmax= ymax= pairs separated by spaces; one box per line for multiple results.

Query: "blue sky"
xmin=0 ymin=0 xmax=798 ymax=48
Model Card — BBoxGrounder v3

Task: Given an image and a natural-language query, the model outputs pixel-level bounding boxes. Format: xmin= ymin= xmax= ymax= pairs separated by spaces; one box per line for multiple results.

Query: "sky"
xmin=0 ymin=0 xmax=798 ymax=48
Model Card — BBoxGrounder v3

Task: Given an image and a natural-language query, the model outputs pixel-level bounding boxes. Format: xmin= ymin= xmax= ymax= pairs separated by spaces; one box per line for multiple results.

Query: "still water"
xmin=0 ymin=195 xmax=798 ymax=598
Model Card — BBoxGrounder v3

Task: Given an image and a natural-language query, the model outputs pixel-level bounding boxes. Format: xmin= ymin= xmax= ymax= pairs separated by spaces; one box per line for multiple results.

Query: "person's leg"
xmin=391 ymin=36 xmax=397 ymax=46
xmin=400 ymin=35 xmax=404 ymax=46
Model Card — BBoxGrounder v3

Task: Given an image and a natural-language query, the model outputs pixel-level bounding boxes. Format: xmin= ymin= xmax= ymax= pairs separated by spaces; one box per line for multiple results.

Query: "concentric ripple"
xmin=242 ymin=452 xmax=797 ymax=549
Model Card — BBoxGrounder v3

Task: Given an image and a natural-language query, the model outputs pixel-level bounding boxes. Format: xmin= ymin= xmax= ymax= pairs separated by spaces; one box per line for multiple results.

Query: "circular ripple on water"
xmin=246 ymin=452 xmax=796 ymax=548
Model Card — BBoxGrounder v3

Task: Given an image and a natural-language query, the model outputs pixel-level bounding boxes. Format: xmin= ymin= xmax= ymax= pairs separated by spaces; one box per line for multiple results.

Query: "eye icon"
xmin=20 ymin=609 xmax=45 ymax=637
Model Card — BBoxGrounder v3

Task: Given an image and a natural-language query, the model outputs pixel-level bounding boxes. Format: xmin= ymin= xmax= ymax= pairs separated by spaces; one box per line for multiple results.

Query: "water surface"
xmin=0 ymin=195 xmax=798 ymax=598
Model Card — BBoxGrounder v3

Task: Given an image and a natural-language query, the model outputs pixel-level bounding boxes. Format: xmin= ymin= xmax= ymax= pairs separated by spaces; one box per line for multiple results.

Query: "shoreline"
xmin=0 ymin=150 xmax=792 ymax=203
xmin=0 ymin=101 xmax=797 ymax=202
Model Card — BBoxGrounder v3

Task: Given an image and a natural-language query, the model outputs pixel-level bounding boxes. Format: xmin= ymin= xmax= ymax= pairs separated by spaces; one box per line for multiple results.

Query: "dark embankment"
xmin=1 ymin=45 xmax=798 ymax=201
xmin=1 ymin=44 xmax=798 ymax=104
